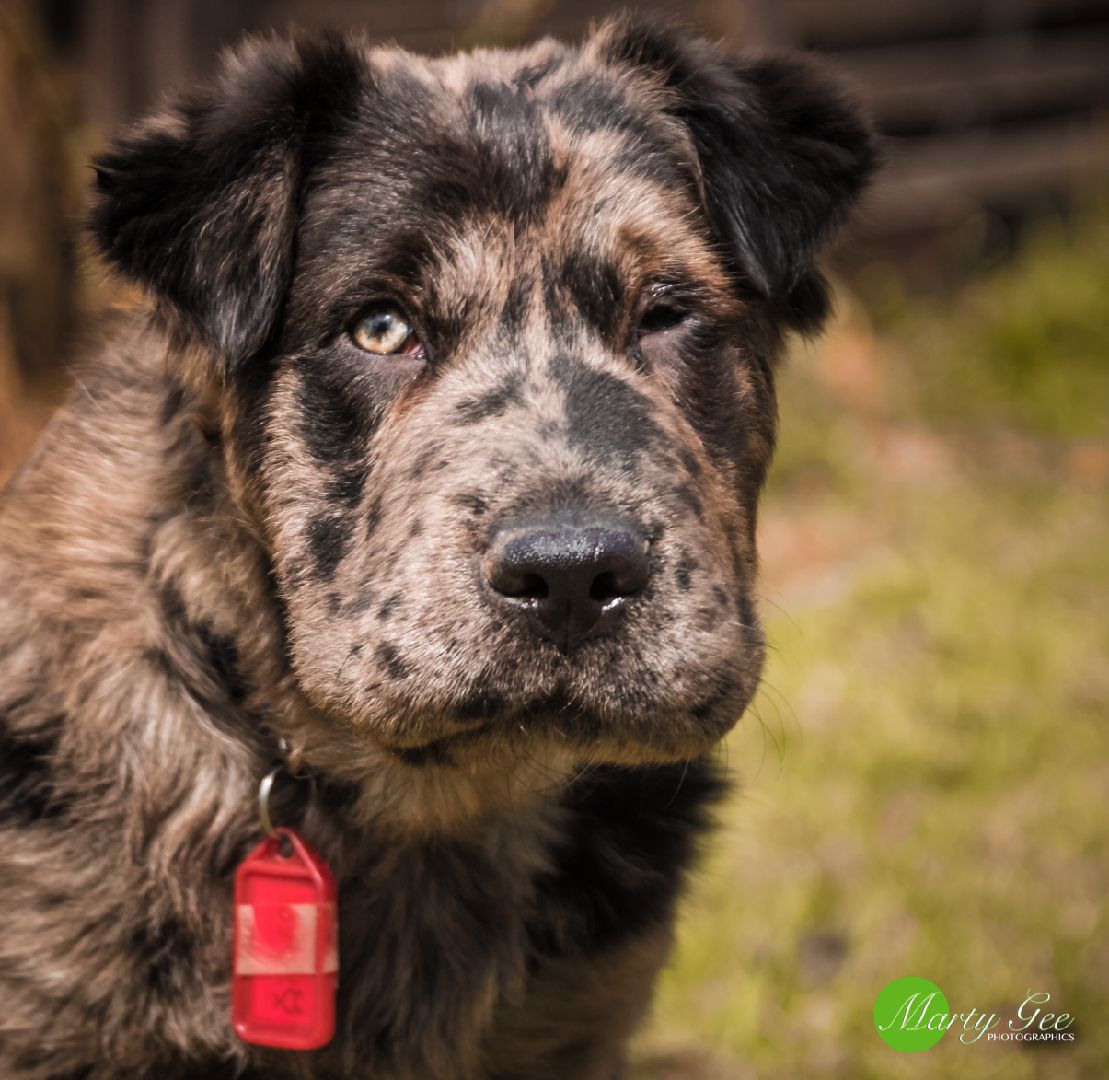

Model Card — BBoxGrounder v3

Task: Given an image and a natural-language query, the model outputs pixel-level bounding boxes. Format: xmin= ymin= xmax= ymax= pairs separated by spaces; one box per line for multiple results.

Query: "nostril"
xmin=590 ymin=569 xmax=640 ymax=603
xmin=500 ymin=572 xmax=549 ymax=601
xmin=483 ymin=545 xmax=553 ymax=601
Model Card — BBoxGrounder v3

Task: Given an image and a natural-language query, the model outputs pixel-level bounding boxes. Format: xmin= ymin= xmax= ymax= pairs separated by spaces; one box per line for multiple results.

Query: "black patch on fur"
xmin=678 ymin=446 xmax=702 ymax=480
xmin=500 ymin=275 xmax=531 ymax=334
xmin=365 ymin=493 xmax=383 ymax=540
xmin=327 ymin=464 xmax=368 ymax=507
xmin=513 ymin=58 xmax=559 ymax=90
xmin=229 ymin=351 xmax=281 ymax=477
xmin=674 ymin=554 xmax=697 ymax=592
xmin=540 ymin=253 xmax=565 ymax=320
xmin=547 ymin=73 xmax=689 ymax=188
xmin=550 ymin=354 xmax=663 ymax=468
xmin=454 ymin=692 xmax=504 ymax=721
xmin=297 ymin=367 xmax=372 ymax=466
xmin=0 ymin=707 xmax=69 ymax=823
xmin=198 ymin=625 xmax=249 ymax=705
xmin=530 ymin=761 xmax=726 ymax=956
xmin=159 ymin=380 xmax=187 ymax=425
xmin=466 ymin=80 xmax=567 ymax=220
xmin=399 ymin=81 xmax=566 ymax=233
xmin=375 ymin=642 xmax=409 ymax=681
xmin=691 ymin=695 xmax=720 ymax=724
xmin=155 ymin=586 xmax=256 ymax=734
xmin=306 ymin=515 xmax=352 ymax=580
xmin=558 ymin=252 xmax=625 ymax=344
xmin=405 ymin=442 xmax=445 ymax=482
xmin=130 ymin=916 xmax=193 ymax=997
xmin=391 ymin=741 xmax=455 ymax=767
xmin=377 ymin=592 xmax=402 ymax=621
xmin=455 ymin=374 xmax=523 ymax=425
xmin=548 ymin=73 xmax=641 ymax=138
xmin=454 ymin=493 xmax=489 ymax=517
xmin=675 ymin=485 xmax=704 ymax=522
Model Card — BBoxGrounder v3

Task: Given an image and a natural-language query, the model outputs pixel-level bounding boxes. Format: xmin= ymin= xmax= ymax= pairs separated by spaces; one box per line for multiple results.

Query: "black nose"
xmin=483 ymin=516 xmax=650 ymax=654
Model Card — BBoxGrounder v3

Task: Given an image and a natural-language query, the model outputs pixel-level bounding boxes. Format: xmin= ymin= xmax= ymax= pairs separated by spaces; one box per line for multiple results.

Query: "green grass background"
xmin=634 ymin=206 xmax=1109 ymax=1078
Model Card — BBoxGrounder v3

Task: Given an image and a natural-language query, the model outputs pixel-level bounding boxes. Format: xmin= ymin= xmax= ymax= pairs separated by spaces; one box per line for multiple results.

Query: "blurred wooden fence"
xmin=44 ymin=0 xmax=1109 ymax=240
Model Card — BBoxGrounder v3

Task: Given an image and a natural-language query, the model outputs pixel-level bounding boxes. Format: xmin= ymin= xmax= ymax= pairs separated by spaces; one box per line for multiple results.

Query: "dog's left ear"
xmin=91 ymin=32 xmax=367 ymax=363
xmin=593 ymin=19 xmax=877 ymax=331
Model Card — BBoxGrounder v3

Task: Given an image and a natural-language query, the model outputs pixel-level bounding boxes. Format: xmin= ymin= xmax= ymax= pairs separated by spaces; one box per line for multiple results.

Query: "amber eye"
xmin=350 ymin=306 xmax=422 ymax=356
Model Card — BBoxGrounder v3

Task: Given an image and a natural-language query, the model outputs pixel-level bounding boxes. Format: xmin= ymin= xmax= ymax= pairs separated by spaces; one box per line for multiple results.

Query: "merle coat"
xmin=0 ymin=17 xmax=873 ymax=1079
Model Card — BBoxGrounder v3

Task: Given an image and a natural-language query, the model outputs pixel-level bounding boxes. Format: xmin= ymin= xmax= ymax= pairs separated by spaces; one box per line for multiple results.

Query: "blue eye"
xmin=350 ymin=306 xmax=422 ymax=356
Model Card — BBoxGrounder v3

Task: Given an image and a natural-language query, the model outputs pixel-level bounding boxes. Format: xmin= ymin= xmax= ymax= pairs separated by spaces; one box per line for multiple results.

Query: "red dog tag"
xmin=232 ymin=827 xmax=338 ymax=1050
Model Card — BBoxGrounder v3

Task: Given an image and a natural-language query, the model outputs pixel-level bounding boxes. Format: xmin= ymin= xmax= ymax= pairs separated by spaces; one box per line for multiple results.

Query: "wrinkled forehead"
xmin=291 ymin=42 xmax=728 ymax=328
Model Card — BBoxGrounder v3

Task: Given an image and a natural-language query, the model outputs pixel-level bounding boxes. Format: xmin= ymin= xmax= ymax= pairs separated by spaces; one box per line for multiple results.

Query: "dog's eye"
xmin=638 ymin=303 xmax=687 ymax=336
xmin=350 ymin=307 xmax=423 ymax=356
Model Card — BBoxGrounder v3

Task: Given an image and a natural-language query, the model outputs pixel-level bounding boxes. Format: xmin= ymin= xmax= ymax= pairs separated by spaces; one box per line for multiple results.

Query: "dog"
xmin=0 ymin=16 xmax=873 ymax=1079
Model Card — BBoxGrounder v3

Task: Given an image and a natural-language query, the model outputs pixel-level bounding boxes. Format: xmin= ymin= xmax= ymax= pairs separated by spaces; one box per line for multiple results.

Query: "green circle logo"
xmin=873 ymin=977 xmax=950 ymax=1051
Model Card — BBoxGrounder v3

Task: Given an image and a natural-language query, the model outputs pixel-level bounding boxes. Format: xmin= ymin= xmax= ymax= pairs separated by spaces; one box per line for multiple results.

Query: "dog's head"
xmin=92 ymin=20 xmax=873 ymax=796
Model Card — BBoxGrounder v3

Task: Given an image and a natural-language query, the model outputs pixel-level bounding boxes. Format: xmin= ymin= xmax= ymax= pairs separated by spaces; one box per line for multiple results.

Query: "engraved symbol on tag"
xmin=274 ymin=987 xmax=305 ymax=1016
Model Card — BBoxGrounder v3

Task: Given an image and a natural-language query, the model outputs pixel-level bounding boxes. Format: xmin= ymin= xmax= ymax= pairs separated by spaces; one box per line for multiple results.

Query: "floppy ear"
xmin=91 ymin=33 xmax=366 ymax=362
xmin=593 ymin=19 xmax=877 ymax=331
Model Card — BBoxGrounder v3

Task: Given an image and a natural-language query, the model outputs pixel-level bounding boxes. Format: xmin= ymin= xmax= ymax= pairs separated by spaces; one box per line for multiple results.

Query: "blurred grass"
xmin=879 ymin=199 xmax=1109 ymax=442
xmin=635 ymin=206 xmax=1109 ymax=1078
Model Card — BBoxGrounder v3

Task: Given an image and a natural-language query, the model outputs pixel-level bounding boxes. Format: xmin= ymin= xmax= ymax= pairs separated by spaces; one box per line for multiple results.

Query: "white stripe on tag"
xmin=236 ymin=903 xmax=338 ymax=975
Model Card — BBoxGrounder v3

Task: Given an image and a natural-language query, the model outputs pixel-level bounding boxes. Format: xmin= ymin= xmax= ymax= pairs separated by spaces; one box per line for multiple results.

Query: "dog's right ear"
xmin=591 ymin=18 xmax=876 ymax=334
xmin=91 ymin=33 xmax=366 ymax=364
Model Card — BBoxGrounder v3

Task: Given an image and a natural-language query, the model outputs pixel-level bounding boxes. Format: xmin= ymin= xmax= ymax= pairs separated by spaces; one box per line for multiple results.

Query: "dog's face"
xmin=93 ymin=22 xmax=872 ymax=785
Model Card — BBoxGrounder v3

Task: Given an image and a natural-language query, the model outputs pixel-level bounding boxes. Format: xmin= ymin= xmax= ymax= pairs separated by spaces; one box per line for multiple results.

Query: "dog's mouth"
xmin=379 ymin=693 xmax=597 ymax=758
xmin=373 ymin=685 xmax=743 ymax=769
